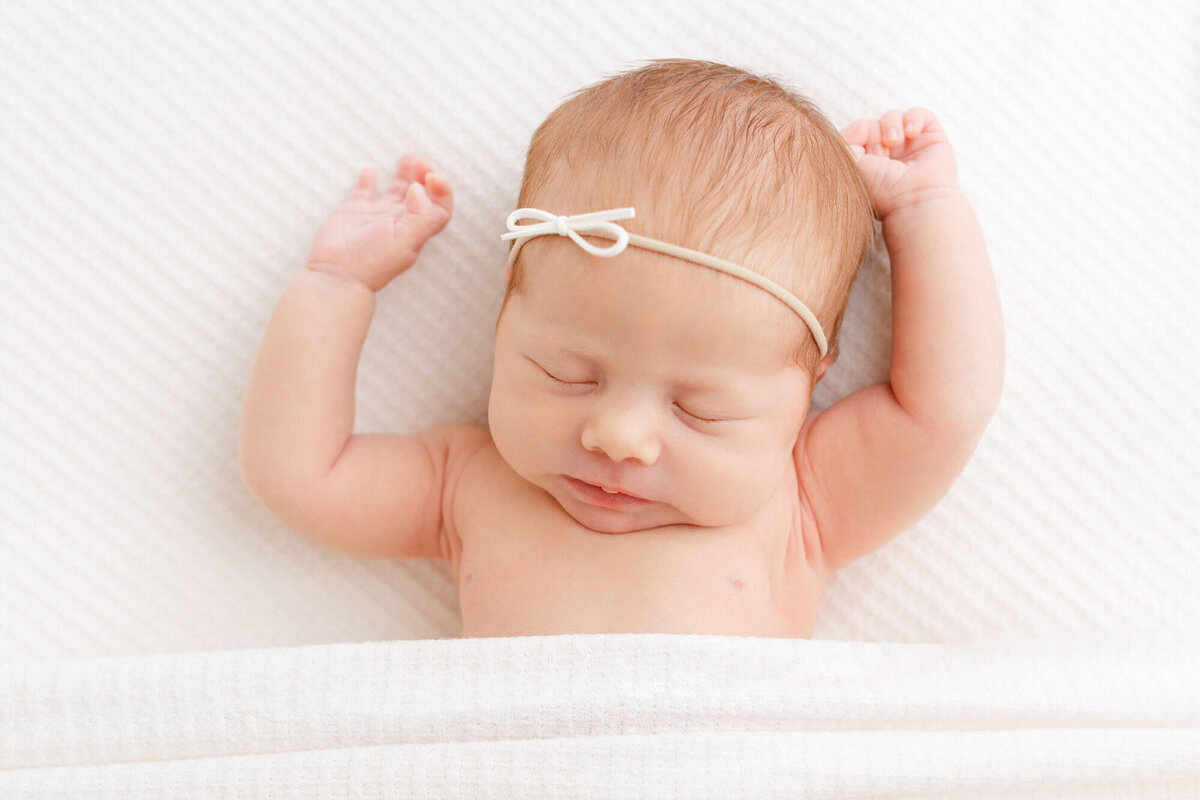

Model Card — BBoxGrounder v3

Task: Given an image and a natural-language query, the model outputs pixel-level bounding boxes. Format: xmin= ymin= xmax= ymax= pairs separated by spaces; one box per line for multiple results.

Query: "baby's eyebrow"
xmin=672 ymin=376 xmax=738 ymax=393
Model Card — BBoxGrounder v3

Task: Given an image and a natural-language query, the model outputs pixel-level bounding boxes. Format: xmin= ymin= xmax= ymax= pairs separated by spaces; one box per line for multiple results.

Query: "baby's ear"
xmin=815 ymin=354 xmax=836 ymax=384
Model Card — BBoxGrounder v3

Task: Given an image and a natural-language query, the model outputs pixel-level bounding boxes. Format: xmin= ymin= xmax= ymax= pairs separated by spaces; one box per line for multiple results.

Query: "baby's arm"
xmin=238 ymin=157 xmax=482 ymax=559
xmin=795 ymin=109 xmax=1005 ymax=573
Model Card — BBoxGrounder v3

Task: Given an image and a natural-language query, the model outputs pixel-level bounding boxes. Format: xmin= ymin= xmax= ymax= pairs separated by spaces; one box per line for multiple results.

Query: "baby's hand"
xmin=840 ymin=108 xmax=958 ymax=219
xmin=306 ymin=154 xmax=454 ymax=292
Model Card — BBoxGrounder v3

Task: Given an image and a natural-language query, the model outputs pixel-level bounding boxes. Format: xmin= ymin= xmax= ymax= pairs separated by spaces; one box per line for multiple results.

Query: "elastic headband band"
xmin=500 ymin=206 xmax=828 ymax=358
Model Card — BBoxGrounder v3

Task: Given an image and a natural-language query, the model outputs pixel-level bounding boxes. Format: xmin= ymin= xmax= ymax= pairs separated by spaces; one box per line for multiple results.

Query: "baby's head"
xmin=488 ymin=58 xmax=874 ymax=534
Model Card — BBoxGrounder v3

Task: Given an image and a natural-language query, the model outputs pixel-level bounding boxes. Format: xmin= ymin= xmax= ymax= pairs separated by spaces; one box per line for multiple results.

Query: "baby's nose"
xmin=580 ymin=403 xmax=661 ymax=465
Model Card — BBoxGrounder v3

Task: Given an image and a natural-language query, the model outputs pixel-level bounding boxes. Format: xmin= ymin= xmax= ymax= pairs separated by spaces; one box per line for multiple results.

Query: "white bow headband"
xmin=500 ymin=206 xmax=828 ymax=358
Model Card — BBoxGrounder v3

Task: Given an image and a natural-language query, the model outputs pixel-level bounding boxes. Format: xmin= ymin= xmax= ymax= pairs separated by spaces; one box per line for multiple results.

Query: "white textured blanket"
xmin=3 ymin=634 xmax=1199 ymax=797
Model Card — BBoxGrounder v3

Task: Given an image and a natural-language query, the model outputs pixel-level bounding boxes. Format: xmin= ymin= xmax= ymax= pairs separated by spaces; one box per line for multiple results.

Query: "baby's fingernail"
xmin=904 ymin=121 xmax=915 ymax=135
xmin=886 ymin=127 xmax=898 ymax=143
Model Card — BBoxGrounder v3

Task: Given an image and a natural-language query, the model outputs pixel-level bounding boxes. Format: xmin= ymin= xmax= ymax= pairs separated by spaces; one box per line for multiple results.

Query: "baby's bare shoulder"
xmin=422 ymin=422 xmax=493 ymax=566
xmin=429 ymin=423 xmax=568 ymax=568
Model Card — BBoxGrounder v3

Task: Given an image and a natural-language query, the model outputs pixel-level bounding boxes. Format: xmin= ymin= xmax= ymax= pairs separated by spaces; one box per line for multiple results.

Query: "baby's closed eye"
xmin=529 ymin=358 xmax=592 ymax=387
xmin=674 ymin=403 xmax=732 ymax=425
xmin=526 ymin=357 xmax=740 ymax=426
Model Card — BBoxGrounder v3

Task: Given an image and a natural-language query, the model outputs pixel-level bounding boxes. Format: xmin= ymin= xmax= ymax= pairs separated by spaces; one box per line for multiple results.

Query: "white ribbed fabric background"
xmin=0 ymin=0 xmax=1196 ymax=661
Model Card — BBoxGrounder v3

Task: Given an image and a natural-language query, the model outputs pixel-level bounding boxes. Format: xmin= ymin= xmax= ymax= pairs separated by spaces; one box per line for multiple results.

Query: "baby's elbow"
xmin=239 ymin=460 xmax=284 ymax=516
xmin=917 ymin=390 xmax=1000 ymax=441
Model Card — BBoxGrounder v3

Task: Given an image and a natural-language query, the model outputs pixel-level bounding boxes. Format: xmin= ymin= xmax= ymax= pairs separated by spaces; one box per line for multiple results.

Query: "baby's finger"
xmin=404 ymin=154 xmax=434 ymax=185
xmin=839 ymin=118 xmax=870 ymax=147
xmin=424 ymin=172 xmax=454 ymax=213
xmin=903 ymin=107 xmax=942 ymax=137
xmin=404 ymin=179 xmax=431 ymax=215
xmin=386 ymin=155 xmax=414 ymax=198
xmin=351 ymin=167 xmax=378 ymax=200
xmin=863 ymin=118 xmax=884 ymax=156
xmin=879 ymin=109 xmax=906 ymax=149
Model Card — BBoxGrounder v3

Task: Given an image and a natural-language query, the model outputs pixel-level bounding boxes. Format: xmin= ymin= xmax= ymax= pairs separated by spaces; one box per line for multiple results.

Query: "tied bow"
xmin=501 ymin=207 xmax=636 ymax=257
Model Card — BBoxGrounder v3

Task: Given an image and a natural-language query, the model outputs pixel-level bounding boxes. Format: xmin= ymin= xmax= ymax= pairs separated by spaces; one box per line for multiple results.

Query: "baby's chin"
xmin=567 ymin=508 xmax=655 ymax=535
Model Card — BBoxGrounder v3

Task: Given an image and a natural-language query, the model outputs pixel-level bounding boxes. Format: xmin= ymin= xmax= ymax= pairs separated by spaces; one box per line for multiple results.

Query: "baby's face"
xmin=488 ymin=236 xmax=814 ymax=534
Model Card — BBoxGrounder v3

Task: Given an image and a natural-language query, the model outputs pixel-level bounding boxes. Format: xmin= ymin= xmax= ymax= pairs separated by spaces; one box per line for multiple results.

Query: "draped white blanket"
xmin=3 ymin=633 xmax=1199 ymax=798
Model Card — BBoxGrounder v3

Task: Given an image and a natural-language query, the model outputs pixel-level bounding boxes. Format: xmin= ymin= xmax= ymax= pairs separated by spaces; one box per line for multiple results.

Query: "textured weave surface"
xmin=0 ymin=0 xmax=1197 ymax=661
xmin=3 ymin=633 xmax=1200 ymax=797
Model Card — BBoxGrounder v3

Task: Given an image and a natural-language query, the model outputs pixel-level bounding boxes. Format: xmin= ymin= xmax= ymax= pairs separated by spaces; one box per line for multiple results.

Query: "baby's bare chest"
xmin=446 ymin=445 xmax=827 ymax=638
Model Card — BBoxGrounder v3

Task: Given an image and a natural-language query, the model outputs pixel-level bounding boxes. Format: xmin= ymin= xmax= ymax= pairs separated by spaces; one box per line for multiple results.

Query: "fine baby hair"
xmin=500 ymin=57 xmax=876 ymax=379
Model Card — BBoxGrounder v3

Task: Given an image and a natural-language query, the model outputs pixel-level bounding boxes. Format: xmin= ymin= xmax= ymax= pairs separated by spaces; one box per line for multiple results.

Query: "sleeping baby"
xmin=239 ymin=58 xmax=1005 ymax=638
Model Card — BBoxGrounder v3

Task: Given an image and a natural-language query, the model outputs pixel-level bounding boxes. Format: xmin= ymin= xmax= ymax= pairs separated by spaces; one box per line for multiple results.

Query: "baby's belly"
xmin=455 ymin=527 xmax=822 ymax=638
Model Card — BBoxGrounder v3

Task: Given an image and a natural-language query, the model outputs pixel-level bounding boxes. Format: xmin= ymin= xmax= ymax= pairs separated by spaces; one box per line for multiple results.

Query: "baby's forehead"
xmin=526 ymin=233 xmax=793 ymax=311
xmin=512 ymin=234 xmax=808 ymax=366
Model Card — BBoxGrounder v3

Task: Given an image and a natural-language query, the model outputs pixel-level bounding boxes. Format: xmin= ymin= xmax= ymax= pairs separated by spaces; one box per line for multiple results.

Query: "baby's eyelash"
xmin=535 ymin=362 xmax=590 ymax=388
xmin=531 ymin=359 xmax=729 ymax=424
xmin=676 ymin=405 xmax=724 ymax=424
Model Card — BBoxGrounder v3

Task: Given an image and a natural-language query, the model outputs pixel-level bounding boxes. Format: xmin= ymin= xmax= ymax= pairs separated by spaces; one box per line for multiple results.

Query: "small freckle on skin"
xmin=730 ymin=577 xmax=744 ymax=590
xmin=465 ymin=572 xmax=474 ymax=585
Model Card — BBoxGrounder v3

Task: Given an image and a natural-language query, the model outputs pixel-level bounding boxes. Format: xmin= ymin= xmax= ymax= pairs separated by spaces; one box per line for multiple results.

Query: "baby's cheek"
xmin=685 ymin=450 xmax=773 ymax=526
xmin=488 ymin=386 xmax=524 ymax=458
xmin=488 ymin=382 xmax=557 ymax=475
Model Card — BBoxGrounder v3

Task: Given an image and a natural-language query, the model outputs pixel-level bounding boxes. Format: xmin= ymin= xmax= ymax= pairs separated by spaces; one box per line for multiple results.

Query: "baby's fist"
xmin=840 ymin=108 xmax=958 ymax=219
xmin=306 ymin=154 xmax=454 ymax=292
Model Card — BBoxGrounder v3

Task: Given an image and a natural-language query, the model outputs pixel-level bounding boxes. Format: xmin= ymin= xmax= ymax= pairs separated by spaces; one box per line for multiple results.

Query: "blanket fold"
xmin=3 ymin=633 xmax=1199 ymax=797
